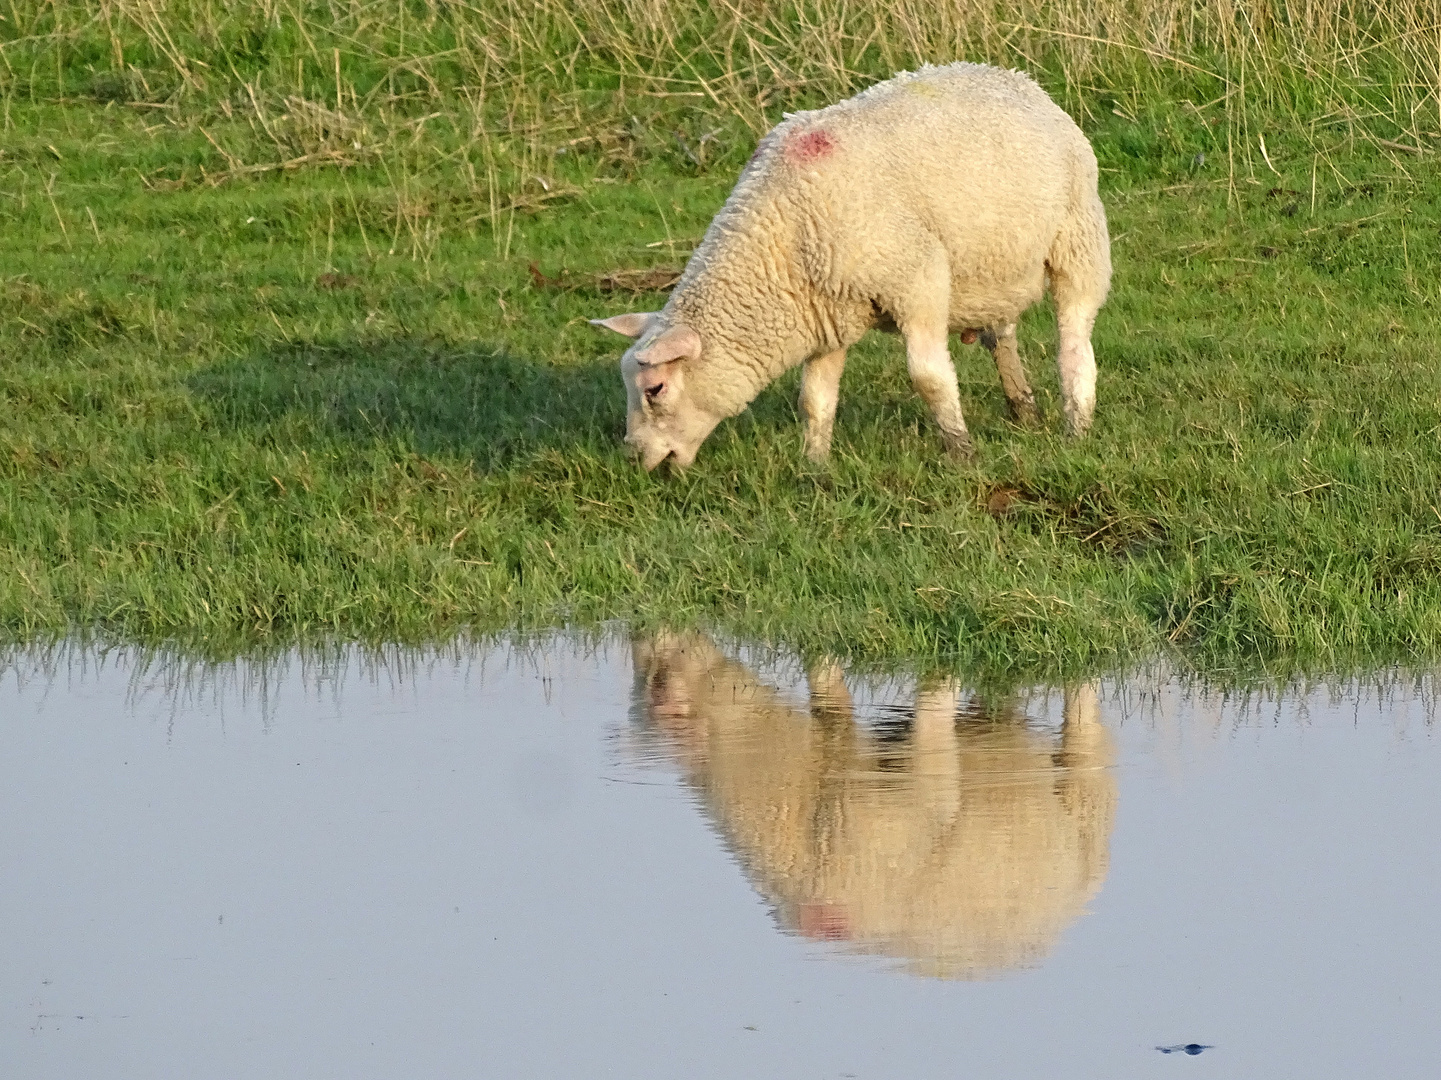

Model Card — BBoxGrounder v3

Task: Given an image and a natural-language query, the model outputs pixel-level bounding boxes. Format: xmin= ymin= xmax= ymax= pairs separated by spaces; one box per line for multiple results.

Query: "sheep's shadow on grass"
xmin=186 ymin=333 xmax=1037 ymax=474
xmin=188 ymin=336 xmax=627 ymax=469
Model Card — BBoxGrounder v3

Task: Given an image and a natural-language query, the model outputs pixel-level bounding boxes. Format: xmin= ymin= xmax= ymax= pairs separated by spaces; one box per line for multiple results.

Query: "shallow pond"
xmin=3 ymin=635 xmax=1438 ymax=1078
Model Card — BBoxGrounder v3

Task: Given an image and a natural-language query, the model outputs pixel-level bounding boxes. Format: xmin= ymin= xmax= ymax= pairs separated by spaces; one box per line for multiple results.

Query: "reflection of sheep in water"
xmin=630 ymin=634 xmax=1116 ymax=979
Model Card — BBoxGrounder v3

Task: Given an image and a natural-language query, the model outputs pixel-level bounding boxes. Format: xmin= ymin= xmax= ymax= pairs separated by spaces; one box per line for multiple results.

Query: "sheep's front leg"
xmin=981 ymin=322 xmax=1039 ymax=427
xmin=799 ymin=348 xmax=847 ymax=463
xmin=887 ymin=248 xmax=979 ymax=458
xmin=891 ymin=248 xmax=973 ymax=459
xmin=904 ymin=324 xmax=972 ymax=460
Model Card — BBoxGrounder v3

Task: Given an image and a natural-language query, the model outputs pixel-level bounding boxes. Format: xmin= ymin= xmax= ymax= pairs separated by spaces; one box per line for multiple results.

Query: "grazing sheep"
xmin=629 ymin=633 xmax=1116 ymax=979
xmin=592 ymin=61 xmax=1111 ymax=470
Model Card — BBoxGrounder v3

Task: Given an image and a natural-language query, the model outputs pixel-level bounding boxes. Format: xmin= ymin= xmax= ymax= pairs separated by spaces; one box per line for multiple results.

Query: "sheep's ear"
xmin=589 ymin=312 xmax=658 ymax=339
xmin=635 ymin=324 xmax=702 ymax=366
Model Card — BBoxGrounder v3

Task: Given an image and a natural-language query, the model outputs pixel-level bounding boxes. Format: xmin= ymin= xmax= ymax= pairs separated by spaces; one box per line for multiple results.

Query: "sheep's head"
xmin=591 ymin=312 xmax=723 ymax=471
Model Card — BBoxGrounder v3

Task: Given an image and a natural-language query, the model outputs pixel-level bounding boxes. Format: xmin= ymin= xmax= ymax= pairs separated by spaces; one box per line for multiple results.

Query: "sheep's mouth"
xmin=626 ymin=419 xmax=709 ymax=472
xmin=630 ymin=439 xmax=674 ymax=472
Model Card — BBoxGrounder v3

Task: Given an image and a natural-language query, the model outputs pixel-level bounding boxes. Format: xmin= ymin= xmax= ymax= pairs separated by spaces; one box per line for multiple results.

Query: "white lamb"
xmin=592 ymin=62 xmax=1111 ymax=470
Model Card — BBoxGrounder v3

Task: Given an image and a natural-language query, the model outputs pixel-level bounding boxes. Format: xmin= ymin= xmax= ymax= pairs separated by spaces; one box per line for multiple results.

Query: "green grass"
xmin=4 ymin=3 xmax=1441 ymax=675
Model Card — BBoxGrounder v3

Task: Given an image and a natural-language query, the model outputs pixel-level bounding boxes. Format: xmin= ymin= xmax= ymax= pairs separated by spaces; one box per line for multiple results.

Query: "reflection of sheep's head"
xmin=630 ymin=634 xmax=1117 ymax=980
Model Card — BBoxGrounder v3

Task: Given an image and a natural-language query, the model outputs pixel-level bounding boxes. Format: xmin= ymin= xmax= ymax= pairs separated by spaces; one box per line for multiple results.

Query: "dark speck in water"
xmin=1157 ymin=1043 xmax=1213 ymax=1055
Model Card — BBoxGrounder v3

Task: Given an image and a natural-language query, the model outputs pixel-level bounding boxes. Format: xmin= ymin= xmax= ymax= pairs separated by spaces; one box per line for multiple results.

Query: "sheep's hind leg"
xmin=981 ymin=322 xmax=1039 ymax=427
xmin=799 ymin=348 xmax=847 ymax=464
xmin=1057 ymin=306 xmax=1099 ymax=436
xmin=1048 ymin=195 xmax=1110 ymax=437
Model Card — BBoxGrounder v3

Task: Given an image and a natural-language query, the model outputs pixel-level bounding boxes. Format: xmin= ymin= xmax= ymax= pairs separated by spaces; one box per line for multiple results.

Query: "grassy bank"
xmin=3 ymin=2 xmax=1441 ymax=673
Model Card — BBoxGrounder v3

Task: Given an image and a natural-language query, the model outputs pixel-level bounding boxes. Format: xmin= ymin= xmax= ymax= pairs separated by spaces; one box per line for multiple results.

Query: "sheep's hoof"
xmin=1009 ymin=397 xmax=1041 ymax=428
xmin=803 ymin=469 xmax=836 ymax=492
xmin=942 ymin=431 xmax=976 ymax=462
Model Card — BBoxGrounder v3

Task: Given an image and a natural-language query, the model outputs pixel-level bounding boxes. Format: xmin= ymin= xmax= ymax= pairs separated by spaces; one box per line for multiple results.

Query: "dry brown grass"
xmin=9 ymin=2 xmax=1441 ymax=133
xmin=7 ymin=0 xmax=1438 ymax=232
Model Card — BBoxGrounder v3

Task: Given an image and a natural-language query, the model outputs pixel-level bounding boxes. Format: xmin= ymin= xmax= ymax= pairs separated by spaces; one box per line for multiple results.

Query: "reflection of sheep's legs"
xmin=912 ymin=682 xmax=960 ymax=748
xmin=897 ymin=253 xmax=973 ymax=460
xmin=981 ymin=323 xmax=1039 ymax=427
xmin=1058 ymin=682 xmax=1114 ymax=834
xmin=912 ymin=681 xmax=963 ymax=825
xmin=1061 ymin=682 xmax=1101 ymax=732
xmin=799 ymin=348 xmax=848 ymax=464
xmin=807 ymin=660 xmax=856 ymax=892
xmin=807 ymin=660 xmax=854 ymax=722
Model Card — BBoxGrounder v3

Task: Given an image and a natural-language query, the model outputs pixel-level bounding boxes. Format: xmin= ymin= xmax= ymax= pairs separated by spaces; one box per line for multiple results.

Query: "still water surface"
xmin=2 ymin=635 xmax=1438 ymax=1078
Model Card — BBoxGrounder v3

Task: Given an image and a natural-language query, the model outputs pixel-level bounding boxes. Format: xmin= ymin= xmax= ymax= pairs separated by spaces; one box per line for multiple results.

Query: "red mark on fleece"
xmin=786 ymin=128 xmax=836 ymax=164
xmin=798 ymin=902 xmax=851 ymax=941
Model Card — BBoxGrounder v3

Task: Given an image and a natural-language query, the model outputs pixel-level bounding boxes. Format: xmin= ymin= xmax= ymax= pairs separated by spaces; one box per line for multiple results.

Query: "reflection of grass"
xmin=2 ymin=5 xmax=1441 ymax=672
